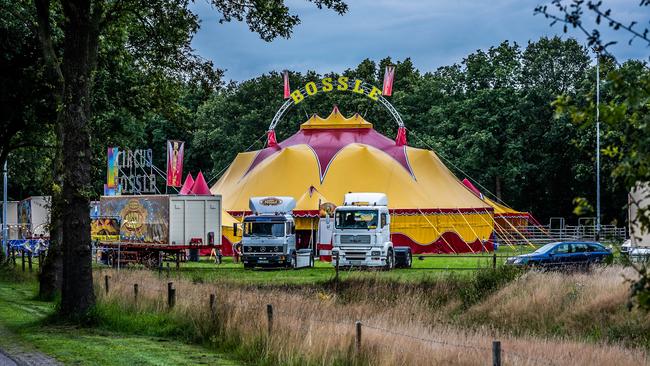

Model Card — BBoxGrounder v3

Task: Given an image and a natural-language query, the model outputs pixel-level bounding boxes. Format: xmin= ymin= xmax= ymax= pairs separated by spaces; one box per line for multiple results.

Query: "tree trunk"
xmin=38 ymin=152 xmax=63 ymax=300
xmin=59 ymin=0 xmax=97 ymax=316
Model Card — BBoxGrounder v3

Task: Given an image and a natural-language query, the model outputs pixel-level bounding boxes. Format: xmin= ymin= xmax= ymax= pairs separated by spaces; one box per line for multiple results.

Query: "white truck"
xmin=238 ymin=196 xmax=313 ymax=269
xmin=330 ymin=193 xmax=411 ymax=269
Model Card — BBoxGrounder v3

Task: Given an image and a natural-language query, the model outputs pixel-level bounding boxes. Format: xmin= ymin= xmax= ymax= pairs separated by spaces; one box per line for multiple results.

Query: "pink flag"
xmin=283 ymin=70 xmax=291 ymax=99
xmin=382 ymin=65 xmax=395 ymax=96
xmin=179 ymin=173 xmax=194 ymax=195
xmin=166 ymin=140 xmax=184 ymax=187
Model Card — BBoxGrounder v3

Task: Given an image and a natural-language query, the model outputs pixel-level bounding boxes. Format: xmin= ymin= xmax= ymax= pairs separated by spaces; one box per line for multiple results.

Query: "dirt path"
xmin=0 ymin=325 xmax=60 ymax=366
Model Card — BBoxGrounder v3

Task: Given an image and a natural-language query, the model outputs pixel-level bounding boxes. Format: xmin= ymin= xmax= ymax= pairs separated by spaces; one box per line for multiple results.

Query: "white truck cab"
xmin=240 ymin=196 xmax=313 ymax=269
xmin=331 ymin=193 xmax=396 ymax=269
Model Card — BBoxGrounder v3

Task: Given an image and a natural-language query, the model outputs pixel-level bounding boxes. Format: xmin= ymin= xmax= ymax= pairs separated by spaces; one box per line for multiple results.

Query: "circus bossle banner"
xmin=166 ymin=140 xmax=184 ymax=187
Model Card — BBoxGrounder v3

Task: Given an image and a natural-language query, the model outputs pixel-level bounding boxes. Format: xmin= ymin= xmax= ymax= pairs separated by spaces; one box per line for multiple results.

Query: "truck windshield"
xmin=244 ymin=222 xmax=285 ymax=237
xmin=335 ymin=210 xmax=378 ymax=229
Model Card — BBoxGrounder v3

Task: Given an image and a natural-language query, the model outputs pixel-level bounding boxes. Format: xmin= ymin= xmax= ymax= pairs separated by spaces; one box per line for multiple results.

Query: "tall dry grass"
xmin=95 ymin=267 xmax=649 ymax=366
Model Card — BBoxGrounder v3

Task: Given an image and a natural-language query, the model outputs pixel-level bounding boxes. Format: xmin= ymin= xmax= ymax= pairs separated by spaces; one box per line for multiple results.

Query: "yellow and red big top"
xmin=211 ymin=107 xmax=495 ymax=253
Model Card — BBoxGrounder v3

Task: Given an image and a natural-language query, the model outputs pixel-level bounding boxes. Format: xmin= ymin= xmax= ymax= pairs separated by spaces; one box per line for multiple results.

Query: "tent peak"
xmin=301 ymin=106 xmax=373 ymax=130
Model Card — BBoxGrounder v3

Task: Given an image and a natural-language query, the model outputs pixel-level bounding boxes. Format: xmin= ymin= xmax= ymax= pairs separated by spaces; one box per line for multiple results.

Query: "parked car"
xmin=505 ymin=241 xmax=612 ymax=267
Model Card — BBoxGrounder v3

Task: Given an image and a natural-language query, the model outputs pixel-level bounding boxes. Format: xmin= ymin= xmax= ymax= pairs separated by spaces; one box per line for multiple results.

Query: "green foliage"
xmin=458 ymin=265 xmax=523 ymax=308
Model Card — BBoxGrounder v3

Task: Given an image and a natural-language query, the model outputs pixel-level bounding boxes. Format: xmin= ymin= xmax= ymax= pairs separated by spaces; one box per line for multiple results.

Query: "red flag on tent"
xmin=267 ymin=130 xmax=278 ymax=148
xmin=462 ymin=178 xmax=484 ymax=199
xmin=283 ymin=70 xmax=290 ymax=99
xmin=395 ymin=126 xmax=407 ymax=146
xmin=190 ymin=171 xmax=212 ymax=195
xmin=382 ymin=65 xmax=395 ymax=96
xmin=179 ymin=173 xmax=194 ymax=195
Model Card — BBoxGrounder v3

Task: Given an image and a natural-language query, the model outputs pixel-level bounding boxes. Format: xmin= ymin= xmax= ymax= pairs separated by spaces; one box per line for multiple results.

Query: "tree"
xmin=33 ymin=0 xmax=347 ymax=317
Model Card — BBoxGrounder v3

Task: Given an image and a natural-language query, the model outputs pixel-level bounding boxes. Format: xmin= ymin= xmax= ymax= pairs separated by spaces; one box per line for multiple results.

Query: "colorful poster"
xmin=382 ymin=65 xmax=395 ymax=96
xmin=166 ymin=140 xmax=184 ymax=187
xmin=107 ymin=147 xmax=119 ymax=188
xmin=100 ymin=196 xmax=169 ymax=244
xmin=283 ymin=70 xmax=291 ymax=99
xmin=91 ymin=217 xmax=120 ymax=242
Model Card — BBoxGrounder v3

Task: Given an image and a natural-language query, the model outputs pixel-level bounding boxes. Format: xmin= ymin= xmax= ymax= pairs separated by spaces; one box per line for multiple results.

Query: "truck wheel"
xmin=405 ymin=251 xmax=412 ymax=268
xmin=385 ymin=249 xmax=394 ymax=270
xmin=310 ymin=253 xmax=314 ymax=268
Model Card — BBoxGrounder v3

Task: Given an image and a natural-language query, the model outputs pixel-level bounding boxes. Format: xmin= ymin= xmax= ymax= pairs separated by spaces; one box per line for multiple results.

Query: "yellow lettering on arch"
xmin=352 ymin=79 xmax=365 ymax=95
xmin=305 ymin=81 xmax=318 ymax=96
xmin=291 ymin=90 xmax=305 ymax=104
xmin=337 ymin=76 xmax=349 ymax=91
xmin=368 ymin=86 xmax=382 ymax=101
xmin=322 ymin=77 xmax=333 ymax=92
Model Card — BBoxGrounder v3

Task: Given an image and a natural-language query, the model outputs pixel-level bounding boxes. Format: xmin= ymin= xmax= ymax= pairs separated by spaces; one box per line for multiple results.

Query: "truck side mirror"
xmin=233 ymin=223 xmax=238 ymax=236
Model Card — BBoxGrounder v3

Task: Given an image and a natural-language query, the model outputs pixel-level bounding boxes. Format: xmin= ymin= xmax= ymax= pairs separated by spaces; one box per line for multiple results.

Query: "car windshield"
xmin=244 ymin=222 xmax=285 ymax=237
xmin=335 ymin=210 xmax=379 ymax=229
xmin=533 ymin=243 xmax=558 ymax=254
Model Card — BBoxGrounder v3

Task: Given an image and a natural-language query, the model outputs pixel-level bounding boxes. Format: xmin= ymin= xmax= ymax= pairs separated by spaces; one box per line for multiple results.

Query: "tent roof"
xmin=300 ymin=106 xmax=372 ymax=130
xmin=212 ymin=108 xmax=492 ymax=214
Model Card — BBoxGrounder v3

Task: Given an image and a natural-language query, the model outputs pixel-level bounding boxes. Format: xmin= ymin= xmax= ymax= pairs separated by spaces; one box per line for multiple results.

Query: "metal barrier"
xmin=495 ymin=219 xmax=627 ymax=246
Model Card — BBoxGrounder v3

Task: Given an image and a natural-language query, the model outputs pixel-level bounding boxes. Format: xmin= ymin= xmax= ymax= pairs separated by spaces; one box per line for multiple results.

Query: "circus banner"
xmin=100 ymin=196 xmax=169 ymax=244
xmin=382 ymin=65 xmax=395 ymax=96
xmin=107 ymin=147 xmax=119 ymax=188
xmin=166 ymin=140 xmax=184 ymax=187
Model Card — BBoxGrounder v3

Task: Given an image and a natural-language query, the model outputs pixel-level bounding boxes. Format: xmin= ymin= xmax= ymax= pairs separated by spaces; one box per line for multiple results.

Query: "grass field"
xmin=106 ymin=246 xmax=539 ymax=285
xmin=0 ymin=271 xmax=239 ymax=365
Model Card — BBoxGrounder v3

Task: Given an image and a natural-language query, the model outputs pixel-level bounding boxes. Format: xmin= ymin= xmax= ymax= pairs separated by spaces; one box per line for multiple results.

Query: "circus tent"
xmin=211 ymin=107 xmax=496 ymax=254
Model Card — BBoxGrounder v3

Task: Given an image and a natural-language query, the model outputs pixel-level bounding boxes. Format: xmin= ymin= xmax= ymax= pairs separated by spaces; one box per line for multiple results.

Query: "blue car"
xmin=505 ymin=241 xmax=613 ymax=267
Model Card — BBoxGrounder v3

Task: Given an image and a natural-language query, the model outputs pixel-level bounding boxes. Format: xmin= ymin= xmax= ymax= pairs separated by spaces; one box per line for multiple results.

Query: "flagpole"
xmin=3 ymin=160 xmax=8 ymax=258
xmin=595 ymin=48 xmax=601 ymax=241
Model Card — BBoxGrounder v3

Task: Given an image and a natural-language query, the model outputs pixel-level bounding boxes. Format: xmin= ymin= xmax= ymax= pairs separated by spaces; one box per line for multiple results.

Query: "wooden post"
xmin=492 ymin=340 xmax=501 ymax=366
xmin=11 ymin=248 xmax=15 ymax=265
xmin=134 ymin=284 xmax=139 ymax=302
xmin=167 ymin=282 xmax=175 ymax=308
xmin=492 ymin=253 xmax=497 ymax=269
xmin=266 ymin=304 xmax=273 ymax=336
xmin=39 ymin=252 xmax=44 ymax=272
xmin=175 ymin=251 xmax=180 ymax=270
xmin=335 ymin=253 xmax=340 ymax=282
xmin=21 ymin=250 xmax=25 ymax=272
xmin=166 ymin=262 xmax=170 ymax=277
xmin=28 ymin=252 xmax=32 ymax=272
xmin=104 ymin=275 xmax=109 ymax=294
xmin=158 ymin=251 xmax=162 ymax=277
xmin=209 ymin=294 xmax=216 ymax=319
xmin=355 ymin=321 xmax=362 ymax=354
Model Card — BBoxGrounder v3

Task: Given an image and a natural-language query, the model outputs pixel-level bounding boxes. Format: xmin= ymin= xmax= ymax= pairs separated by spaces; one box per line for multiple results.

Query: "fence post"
xmin=492 ymin=340 xmax=501 ymax=366
xmin=492 ymin=252 xmax=497 ymax=269
xmin=175 ymin=251 xmax=180 ymax=270
xmin=133 ymin=284 xmax=138 ymax=302
xmin=355 ymin=321 xmax=362 ymax=355
xmin=104 ymin=275 xmax=109 ymax=294
xmin=28 ymin=252 xmax=32 ymax=272
xmin=167 ymin=282 xmax=175 ymax=308
xmin=266 ymin=304 xmax=273 ymax=336
xmin=11 ymin=248 xmax=15 ymax=265
xmin=166 ymin=262 xmax=170 ymax=277
xmin=39 ymin=252 xmax=44 ymax=272
xmin=21 ymin=250 xmax=25 ymax=272
xmin=335 ymin=252 xmax=340 ymax=281
xmin=209 ymin=294 xmax=216 ymax=320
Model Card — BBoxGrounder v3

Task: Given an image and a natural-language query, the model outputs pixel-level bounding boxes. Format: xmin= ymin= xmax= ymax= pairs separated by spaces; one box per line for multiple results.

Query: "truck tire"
xmin=310 ymin=253 xmax=315 ymax=268
xmin=405 ymin=250 xmax=412 ymax=268
xmin=385 ymin=248 xmax=394 ymax=270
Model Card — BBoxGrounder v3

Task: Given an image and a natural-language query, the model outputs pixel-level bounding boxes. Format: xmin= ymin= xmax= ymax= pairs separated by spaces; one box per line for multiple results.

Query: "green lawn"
xmin=0 ymin=274 xmax=238 ymax=366
xmin=159 ymin=245 xmax=538 ymax=285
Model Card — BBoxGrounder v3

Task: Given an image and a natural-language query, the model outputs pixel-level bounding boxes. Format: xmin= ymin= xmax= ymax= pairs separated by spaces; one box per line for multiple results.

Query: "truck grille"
xmin=340 ymin=235 xmax=371 ymax=244
xmin=244 ymin=245 xmax=282 ymax=253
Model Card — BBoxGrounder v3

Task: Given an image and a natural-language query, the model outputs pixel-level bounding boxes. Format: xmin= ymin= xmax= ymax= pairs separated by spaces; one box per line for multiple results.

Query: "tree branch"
xmin=34 ymin=0 xmax=64 ymax=98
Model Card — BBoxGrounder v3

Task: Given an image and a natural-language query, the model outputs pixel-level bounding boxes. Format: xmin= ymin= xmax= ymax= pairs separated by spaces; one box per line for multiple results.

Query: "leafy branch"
xmin=535 ymin=0 xmax=650 ymax=56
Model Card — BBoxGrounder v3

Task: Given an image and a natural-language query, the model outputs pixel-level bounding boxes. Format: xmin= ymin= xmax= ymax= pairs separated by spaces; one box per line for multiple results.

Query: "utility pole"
xmin=595 ymin=49 xmax=601 ymax=241
xmin=3 ymin=160 xmax=7 ymax=258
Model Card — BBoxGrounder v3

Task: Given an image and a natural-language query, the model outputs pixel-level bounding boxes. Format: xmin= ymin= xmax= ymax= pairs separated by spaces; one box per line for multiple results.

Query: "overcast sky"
xmin=189 ymin=0 xmax=647 ymax=82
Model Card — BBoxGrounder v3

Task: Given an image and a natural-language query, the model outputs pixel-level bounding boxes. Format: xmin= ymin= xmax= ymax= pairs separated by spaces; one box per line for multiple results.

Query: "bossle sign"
xmin=290 ymin=77 xmax=382 ymax=104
